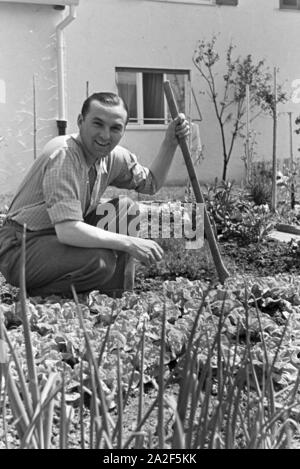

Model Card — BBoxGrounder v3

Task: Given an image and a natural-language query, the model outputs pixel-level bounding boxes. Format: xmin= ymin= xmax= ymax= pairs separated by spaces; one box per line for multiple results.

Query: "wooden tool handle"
xmin=163 ymin=80 xmax=230 ymax=284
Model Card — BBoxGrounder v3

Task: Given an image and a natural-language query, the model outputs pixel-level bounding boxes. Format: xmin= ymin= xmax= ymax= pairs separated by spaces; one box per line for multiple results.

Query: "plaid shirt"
xmin=6 ymin=134 xmax=156 ymax=231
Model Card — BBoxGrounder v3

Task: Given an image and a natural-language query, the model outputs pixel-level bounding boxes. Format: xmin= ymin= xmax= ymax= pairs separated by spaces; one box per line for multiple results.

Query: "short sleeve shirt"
xmin=6 ymin=134 xmax=156 ymax=230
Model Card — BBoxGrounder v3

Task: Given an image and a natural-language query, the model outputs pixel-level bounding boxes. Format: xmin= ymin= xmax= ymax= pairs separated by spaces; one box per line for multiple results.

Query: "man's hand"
xmin=164 ymin=113 xmax=190 ymax=147
xmin=127 ymin=238 xmax=164 ymax=267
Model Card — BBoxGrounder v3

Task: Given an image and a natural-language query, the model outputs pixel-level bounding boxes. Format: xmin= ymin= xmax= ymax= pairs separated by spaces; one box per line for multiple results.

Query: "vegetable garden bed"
xmin=1 ymin=188 xmax=300 ymax=449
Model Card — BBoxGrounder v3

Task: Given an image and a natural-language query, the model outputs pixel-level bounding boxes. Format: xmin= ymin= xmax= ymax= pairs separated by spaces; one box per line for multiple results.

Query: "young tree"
xmin=255 ymin=67 xmax=288 ymax=211
xmin=296 ymin=115 xmax=300 ymax=152
xmin=193 ymin=36 xmax=287 ymax=181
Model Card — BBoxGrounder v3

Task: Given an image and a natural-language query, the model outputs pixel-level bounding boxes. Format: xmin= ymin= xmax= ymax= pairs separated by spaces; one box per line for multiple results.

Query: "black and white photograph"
xmin=0 ymin=0 xmax=300 ymax=452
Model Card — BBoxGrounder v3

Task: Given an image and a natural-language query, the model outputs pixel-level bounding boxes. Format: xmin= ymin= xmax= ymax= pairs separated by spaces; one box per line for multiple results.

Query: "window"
xmin=280 ymin=0 xmax=300 ymax=9
xmin=116 ymin=68 xmax=190 ymax=126
xmin=0 ymin=0 xmax=79 ymax=6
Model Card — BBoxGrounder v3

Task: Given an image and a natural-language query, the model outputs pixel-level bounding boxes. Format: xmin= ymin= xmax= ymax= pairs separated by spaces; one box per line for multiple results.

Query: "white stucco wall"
xmin=63 ymin=0 xmax=300 ymax=184
xmin=1 ymin=0 xmax=300 ymax=194
xmin=0 ymin=2 xmax=60 ymax=193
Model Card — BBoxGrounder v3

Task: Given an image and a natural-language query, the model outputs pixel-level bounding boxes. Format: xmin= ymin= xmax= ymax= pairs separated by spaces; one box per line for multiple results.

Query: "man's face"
xmin=77 ymin=100 xmax=127 ymax=163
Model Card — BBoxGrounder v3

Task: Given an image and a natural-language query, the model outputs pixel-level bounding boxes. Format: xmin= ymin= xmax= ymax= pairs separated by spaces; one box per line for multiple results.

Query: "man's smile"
xmin=95 ymin=140 xmax=110 ymax=151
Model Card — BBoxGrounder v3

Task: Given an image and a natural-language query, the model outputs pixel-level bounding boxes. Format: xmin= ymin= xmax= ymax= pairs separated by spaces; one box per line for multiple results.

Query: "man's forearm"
xmin=149 ymin=138 xmax=178 ymax=191
xmin=55 ymin=220 xmax=131 ymax=252
xmin=55 ymin=219 xmax=164 ymax=266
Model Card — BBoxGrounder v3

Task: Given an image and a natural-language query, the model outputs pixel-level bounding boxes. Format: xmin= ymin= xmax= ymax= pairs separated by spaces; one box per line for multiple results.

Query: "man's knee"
xmin=26 ymin=248 xmax=119 ymax=296
xmin=97 ymin=249 xmax=117 ymax=282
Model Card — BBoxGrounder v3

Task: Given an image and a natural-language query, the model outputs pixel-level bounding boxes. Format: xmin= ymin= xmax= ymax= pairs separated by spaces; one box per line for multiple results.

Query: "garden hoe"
xmin=163 ymin=80 xmax=230 ymax=285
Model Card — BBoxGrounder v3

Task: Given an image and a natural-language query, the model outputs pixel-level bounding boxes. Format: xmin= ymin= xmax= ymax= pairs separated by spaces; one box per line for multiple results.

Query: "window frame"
xmin=116 ymin=67 xmax=191 ymax=130
xmin=280 ymin=0 xmax=300 ymax=10
xmin=216 ymin=0 xmax=238 ymax=5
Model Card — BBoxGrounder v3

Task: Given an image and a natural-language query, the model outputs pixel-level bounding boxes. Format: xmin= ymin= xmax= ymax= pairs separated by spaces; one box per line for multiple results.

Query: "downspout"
xmin=56 ymin=5 xmax=77 ymax=135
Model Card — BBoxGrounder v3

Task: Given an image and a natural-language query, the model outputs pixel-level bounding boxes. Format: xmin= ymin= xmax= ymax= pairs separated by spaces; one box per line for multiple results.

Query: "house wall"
xmin=65 ymin=0 xmax=300 ymax=185
xmin=1 ymin=0 xmax=300 ymax=194
xmin=0 ymin=2 xmax=60 ymax=194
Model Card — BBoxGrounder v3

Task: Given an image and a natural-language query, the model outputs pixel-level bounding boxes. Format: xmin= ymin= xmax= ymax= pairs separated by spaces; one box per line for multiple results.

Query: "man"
xmin=0 ymin=92 xmax=189 ymax=297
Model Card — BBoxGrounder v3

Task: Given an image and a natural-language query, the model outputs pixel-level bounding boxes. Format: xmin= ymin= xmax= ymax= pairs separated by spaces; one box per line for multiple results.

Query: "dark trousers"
xmin=0 ymin=197 xmax=137 ymax=297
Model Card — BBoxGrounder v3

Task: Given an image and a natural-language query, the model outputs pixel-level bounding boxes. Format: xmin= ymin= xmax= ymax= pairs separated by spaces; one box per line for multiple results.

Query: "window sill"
xmin=144 ymin=0 xmax=215 ymax=5
xmin=126 ymin=124 xmax=168 ymax=131
xmin=278 ymin=8 xmax=300 ymax=12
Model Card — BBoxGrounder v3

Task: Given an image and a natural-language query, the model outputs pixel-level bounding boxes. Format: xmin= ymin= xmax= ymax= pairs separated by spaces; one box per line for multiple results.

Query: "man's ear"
xmin=77 ymin=114 xmax=83 ymax=127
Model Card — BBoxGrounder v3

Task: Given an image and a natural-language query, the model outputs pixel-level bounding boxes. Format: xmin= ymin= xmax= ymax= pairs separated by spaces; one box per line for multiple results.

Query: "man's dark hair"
xmin=81 ymin=92 xmax=129 ymax=124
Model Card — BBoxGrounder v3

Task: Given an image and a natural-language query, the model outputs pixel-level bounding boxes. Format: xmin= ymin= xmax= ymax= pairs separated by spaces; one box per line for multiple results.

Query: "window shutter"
xmin=216 ymin=0 xmax=238 ymax=5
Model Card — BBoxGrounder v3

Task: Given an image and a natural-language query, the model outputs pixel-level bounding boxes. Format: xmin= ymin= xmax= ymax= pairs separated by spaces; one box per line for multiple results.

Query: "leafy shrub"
xmin=248 ymin=161 xmax=272 ymax=206
xmin=205 ymin=179 xmax=236 ymax=223
xmin=285 ymin=238 xmax=300 ymax=259
xmin=202 ymin=178 xmax=239 ymax=236
xmin=222 ymin=202 xmax=275 ymax=245
xmin=276 ymin=160 xmax=300 ymax=210
xmin=202 ymin=178 xmax=275 ymax=245
xmin=139 ymin=238 xmax=216 ymax=282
